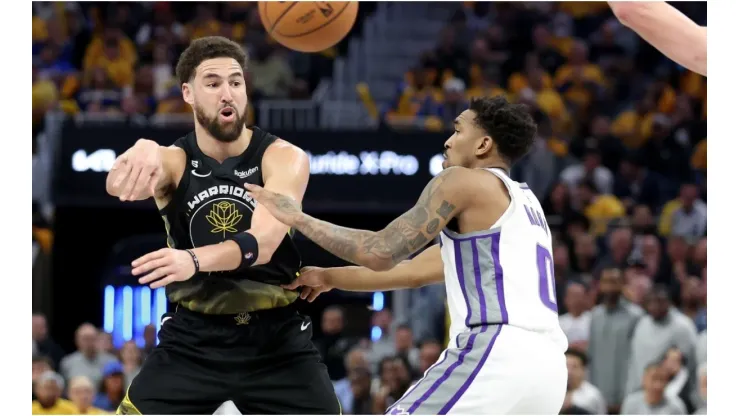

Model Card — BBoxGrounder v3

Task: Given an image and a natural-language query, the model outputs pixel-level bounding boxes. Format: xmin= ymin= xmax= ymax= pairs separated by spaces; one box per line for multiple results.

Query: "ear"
xmin=475 ymin=135 xmax=494 ymax=156
xmin=182 ymin=82 xmax=194 ymax=105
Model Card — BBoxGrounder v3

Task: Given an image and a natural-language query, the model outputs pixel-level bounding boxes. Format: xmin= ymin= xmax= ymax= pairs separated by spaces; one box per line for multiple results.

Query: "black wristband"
xmin=185 ymin=249 xmax=200 ymax=274
xmin=228 ymin=232 xmax=259 ymax=270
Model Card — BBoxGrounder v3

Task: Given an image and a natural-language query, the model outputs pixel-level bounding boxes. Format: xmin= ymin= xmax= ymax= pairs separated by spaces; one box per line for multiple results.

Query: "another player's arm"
xmin=251 ymin=167 xmax=471 ymax=271
xmin=105 ymin=139 xmax=181 ymax=201
xmin=608 ymin=1 xmax=707 ymax=76
xmin=313 ymin=244 xmax=445 ymax=292
xmin=191 ymin=141 xmax=310 ymax=271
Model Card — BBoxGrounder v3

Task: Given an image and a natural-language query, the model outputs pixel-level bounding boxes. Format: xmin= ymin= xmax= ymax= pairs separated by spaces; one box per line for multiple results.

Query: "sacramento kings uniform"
xmin=119 ymin=127 xmax=339 ymax=415
xmin=387 ymin=168 xmax=568 ymax=415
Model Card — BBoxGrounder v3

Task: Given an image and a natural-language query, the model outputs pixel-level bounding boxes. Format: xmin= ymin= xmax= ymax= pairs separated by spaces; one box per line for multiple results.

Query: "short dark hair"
xmin=468 ymin=96 xmax=537 ymax=165
xmin=175 ymin=36 xmax=248 ymax=85
xmin=565 ymin=348 xmax=588 ymax=367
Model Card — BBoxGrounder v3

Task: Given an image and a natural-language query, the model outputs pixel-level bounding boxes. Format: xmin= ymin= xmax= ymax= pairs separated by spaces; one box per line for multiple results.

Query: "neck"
xmin=473 ymin=160 xmax=508 ymax=172
xmin=604 ymin=296 xmax=620 ymax=308
xmin=82 ymin=350 xmax=97 ymax=360
xmin=194 ymin=123 xmax=252 ymax=163
xmin=569 ymin=310 xmax=584 ymax=318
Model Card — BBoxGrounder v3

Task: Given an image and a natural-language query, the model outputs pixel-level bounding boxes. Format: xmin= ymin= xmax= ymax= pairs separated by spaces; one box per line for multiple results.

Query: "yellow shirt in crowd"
xmin=584 ymin=194 xmax=626 ymax=235
xmin=32 ymin=399 xmax=78 ymax=415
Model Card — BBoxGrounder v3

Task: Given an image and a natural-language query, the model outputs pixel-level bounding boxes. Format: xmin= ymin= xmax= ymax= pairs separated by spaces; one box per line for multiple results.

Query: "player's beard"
xmin=194 ymin=102 xmax=248 ymax=143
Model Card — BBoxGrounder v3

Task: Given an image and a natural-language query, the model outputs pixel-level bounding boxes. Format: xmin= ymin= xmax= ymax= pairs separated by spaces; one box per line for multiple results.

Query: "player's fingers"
xmin=149 ymin=275 xmax=177 ymax=289
xmin=281 ymin=281 xmax=301 ymax=290
xmin=300 ymin=286 xmax=312 ymax=300
xmin=121 ymin=165 xmax=143 ymax=201
xmin=138 ymin=266 xmax=173 ymax=285
xmin=131 ymin=165 xmax=156 ymax=200
xmin=132 ymin=248 xmax=168 ymax=268
xmin=307 ymin=288 xmax=323 ymax=303
xmin=149 ymin=166 xmax=163 ymax=196
xmin=132 ymin=257 xmax=170 ymax=276
xmin=112 ymin=160 xmax=133 ymax=188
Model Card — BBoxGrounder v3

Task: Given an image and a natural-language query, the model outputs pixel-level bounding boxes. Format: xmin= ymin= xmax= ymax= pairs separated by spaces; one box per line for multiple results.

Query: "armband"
xmin=228 ymin=232 xmax=259 ymax=270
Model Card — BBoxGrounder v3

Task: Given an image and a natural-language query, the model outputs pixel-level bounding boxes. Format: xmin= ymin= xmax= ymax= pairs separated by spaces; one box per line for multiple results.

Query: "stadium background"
xmin=31 ymin=1 xmax=708 ymax=415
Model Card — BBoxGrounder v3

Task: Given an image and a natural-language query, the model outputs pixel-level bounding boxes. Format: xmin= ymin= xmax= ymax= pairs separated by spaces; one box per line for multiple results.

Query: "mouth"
xmin=219 ymin=107 xmax=236 ymax=122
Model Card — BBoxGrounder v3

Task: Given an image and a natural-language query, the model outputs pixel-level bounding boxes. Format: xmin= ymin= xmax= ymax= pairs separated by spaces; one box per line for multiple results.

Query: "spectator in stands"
xmin=418 ymin=339 xmax=442 ymax=374
xmin=531 ymin=24 xmax=566 ymax=75
xmin=561 ymin=149 xmax=614 ymax=199
xmin=97 ymin=331 xmax=115 ymax=356
xmin=559 ymin=390 xmax=590 ymax=415
xmin=32 ymin=313 xmax=65 ymax=368
xmin=151 ymin=44 xmax=175 ymax=101
xmin=631 ymin=205 xmax=657 ymax=237
xmin=76 ymin=67 xmax=124 ymax=113
xmin=553 ymin=243 xmax=578 ymax=313
xmin=517 ymin=116 xmax=559 ymax=201
xmin=570 ymin=115 xmax=624 ymax=173
xmin=554 ymin=40 xmax=605 ymax=113
xmin=93 ymin=361 xmax=126 ymax=411
xmin=60 ymin=323 xmax=117 ymax=386
xmin=621 ymin=363 xmax=686 ymax=415
xmin=669 ymin=183 xmax=707 ymax=241
xmin=642 ymin=115 xmax=693 ymax=183
xmin=68 ymin=376 xmax=106 ymax=415
xmin=120 ymin=340 xmax=142 ymax=388
xmin=372 ymin=356 xmax=415 ymax=414
xmin=142 ymin=324 xmax=157 ymax=359
xmin=394 ymin=325 xmax=420 ymax=372
xmin=623 ymin=265 xmax=653 ymax=310
xmin=679 ymin=276 xmax=706 ymax=333
xmin=595 ymin=227 xmax=633 ymax=275
xmin=692 ymin=237 xmax=707 ymax=271
xmin=625 ymin=285 xmax=697 ymax=396
xmin=542 ymin=182 xmax=576 ymax=220
xmin=565 ymin=349 xmax=607 ymax=415
xmin=694 ymin=364 xmax=707 ymax=415
xmin=434 ymin=26 xmax=468 ymax=82
xmin=611 ymin=94 xmax=658 ymax=150
xmin=315 ymin=306 xmax=356 ymax=381
xmin=32 ymin=371 xmax=78 ymax=415
xmin=367 ymin=309 xmax=395 ymax=373
xmin=588 ymin=268 xmax=643 ymax=413
xmin=83 ymin=26 xmax=137 ymax=89
xmin=348 ymin=368 xmax=374 ymax=415
xmin=559 ymin=281 xmax=592 ymax=351
xmin=572 ymin=233 xmax=598 ymax=276
xmin=32 ymin=356 xmax=54 ymax=400
xmin=249 ymin=41 xmax=296 ymax=99
xmin=334 ymin=347 xmax=370 ymax=414
xmin=662 ymin=347 xmax=694 ymax=413
xmin=613 ymin=152 xmax=664 ymax=212
xmin=435 ymin=77 xmax=468 ymax=126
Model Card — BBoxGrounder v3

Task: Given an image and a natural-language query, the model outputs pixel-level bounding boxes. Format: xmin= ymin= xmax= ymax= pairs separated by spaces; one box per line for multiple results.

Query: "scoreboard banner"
xmin=54 ymin=122 xmax=449 ymax=213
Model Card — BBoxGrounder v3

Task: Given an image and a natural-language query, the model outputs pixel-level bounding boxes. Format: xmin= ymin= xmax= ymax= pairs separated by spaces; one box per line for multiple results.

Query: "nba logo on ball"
xmin=245 ymin=252 xmax=254 ymax=260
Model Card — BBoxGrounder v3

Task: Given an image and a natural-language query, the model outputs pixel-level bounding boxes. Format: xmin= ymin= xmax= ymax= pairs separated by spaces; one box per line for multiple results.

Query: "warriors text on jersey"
xmin=160 ymin=127 xmax=301 ymax=314
xmin=439 ymin=168 xmax=568 ymax=349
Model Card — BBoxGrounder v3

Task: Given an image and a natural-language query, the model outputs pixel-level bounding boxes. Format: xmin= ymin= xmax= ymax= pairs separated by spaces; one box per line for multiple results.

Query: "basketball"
xmin=258 ymin=2 xmax=358 ymax=53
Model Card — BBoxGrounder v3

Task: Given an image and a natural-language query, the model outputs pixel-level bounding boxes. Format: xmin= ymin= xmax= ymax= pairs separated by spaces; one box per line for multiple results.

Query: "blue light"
xmin=155 ymin=288 xmax=168 ymax=344
xmin=122 ymin=286 xmax=133 ymax=341
xmin=104 ymin=286 xmax=115 ymax=333
xmin=140 ymin=287 xmax=151 ymax=326
xmin=372 ymin=292 xmax=384 ymax=311
xmin=371 ymin=326 xmax=382 ymax=342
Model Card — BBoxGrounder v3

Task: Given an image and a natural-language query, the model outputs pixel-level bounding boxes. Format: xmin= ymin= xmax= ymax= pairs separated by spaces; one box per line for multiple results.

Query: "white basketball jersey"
xmin=440 ymin=168 xmax=567 ymax=350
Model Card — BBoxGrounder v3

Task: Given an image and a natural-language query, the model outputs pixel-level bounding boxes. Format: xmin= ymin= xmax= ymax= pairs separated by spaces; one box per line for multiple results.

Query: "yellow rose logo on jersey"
xmin=206 ymin=201 xmax=243 ymax=237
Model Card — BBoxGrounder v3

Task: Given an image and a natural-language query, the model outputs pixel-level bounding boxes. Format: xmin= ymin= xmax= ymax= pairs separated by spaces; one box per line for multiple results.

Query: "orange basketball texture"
xmin=259 ymin=2 xmax=358 ymax=53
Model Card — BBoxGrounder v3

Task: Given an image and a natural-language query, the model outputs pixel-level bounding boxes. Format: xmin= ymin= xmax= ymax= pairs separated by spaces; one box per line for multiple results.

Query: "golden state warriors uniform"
xmin=119 ymin=127 xmax=339 ymax=415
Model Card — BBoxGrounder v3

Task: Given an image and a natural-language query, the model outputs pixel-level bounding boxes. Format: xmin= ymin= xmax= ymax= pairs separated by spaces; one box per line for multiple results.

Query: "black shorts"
xmin=117 ymin=304 xmax=340 ymax=415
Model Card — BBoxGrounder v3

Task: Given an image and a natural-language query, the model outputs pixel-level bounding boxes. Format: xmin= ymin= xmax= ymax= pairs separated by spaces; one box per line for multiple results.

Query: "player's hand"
xmin=244 ymin=183 xmax=302 ymax=226
xmin=108 ymin=139 xmax=163 ymax=201
xmin=281 ymin=266 xmax=333 ymax=302
xmin=131 ymin=248 xmax=196 ymax=289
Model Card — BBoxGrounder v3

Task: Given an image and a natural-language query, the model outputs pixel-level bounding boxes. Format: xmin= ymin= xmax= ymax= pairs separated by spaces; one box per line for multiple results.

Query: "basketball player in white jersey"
xmin=245 ymin=96 xmax=569 ymax=414
xmin=608 ymin=1 xmax=707 ymax=76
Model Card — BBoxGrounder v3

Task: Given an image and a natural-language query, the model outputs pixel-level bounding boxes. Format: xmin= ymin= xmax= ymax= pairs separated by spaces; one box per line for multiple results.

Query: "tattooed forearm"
xmin=289 ymin=169 xmax=462 ymax=270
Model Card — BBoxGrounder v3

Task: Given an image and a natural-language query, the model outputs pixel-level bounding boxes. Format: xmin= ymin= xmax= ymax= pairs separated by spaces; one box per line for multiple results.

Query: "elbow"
xmin=611 ymin=2 xmax=643 ymax=27
xmin=366 ymin=257 xmax=396 ymax=272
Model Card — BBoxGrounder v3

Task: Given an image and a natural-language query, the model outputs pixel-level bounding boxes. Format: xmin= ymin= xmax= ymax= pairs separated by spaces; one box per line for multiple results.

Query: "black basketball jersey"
xmin=159 ymin=127 xmax=300 ymax=314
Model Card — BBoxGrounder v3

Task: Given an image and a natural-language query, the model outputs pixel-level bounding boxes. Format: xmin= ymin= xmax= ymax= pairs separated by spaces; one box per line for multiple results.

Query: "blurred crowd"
xmin=33 ymin=314 xmax=157 ymax=414
xmin=31 ymin=1 xmax=340 ymax=147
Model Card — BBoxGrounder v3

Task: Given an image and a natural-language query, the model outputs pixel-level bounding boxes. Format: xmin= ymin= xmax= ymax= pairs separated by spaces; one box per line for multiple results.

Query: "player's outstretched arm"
xmin=282 ymin=244 xmax=444 ymax=302
xmin=609 ymin=1 xmax=707 ymax=76
xmin=106 ymin=139 xmax=180 ymax=201
xmin=246 ymin=167 xmax=470 ymax=271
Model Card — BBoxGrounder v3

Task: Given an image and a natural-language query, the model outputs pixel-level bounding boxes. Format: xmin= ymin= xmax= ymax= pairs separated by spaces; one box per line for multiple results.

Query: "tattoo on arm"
xmin=292 ymin=169 xmax=461 ymax=269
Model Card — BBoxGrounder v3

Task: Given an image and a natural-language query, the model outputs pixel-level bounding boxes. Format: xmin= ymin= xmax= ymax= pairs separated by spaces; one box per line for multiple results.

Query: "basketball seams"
xmin=274 ymin=2 xmax=352 ymax=38
xmin=264 ymin=1 xmax=300 ymax=34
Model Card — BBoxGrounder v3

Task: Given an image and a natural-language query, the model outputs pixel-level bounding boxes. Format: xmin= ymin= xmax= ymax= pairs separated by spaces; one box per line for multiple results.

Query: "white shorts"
xmin=386 ymin=325 xmax=567 ymax=415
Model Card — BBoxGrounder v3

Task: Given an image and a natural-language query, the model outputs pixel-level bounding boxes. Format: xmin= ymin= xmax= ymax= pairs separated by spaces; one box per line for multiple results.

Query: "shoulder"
xmin=261 ymin=138 xmax=310 ymax=182
xmin=263 ymin=138 xmax=309 ymax=163
xmin=622 ymin=391 xmax=642 ymax=406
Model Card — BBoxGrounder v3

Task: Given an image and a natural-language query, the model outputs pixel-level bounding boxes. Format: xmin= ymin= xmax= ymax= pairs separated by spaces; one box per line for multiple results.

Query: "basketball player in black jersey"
xmin=105 ymin=36 xmax=339 ymax=415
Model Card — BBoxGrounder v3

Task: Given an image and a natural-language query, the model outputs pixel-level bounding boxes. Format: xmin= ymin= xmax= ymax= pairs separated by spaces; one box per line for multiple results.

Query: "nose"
xmin=220 ymin=85 xmax=234 ymax=103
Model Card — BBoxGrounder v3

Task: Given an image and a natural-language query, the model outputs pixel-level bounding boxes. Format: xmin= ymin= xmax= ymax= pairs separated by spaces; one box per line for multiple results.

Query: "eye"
xmin=231 ymin=81 xmax=241 ymax=87
xmin=207 ymin=83 xmax=217 ymax=88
